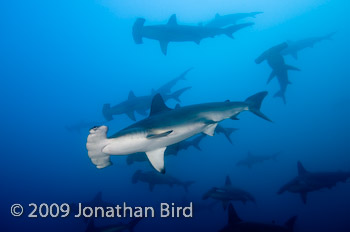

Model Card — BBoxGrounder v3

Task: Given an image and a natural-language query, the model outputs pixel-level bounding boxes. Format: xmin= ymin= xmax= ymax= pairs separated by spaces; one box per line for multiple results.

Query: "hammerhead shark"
xmin=86 ymin=91 xmax=271 ymax=173
xmin=278 ymin=161 xmax=350 ymax=204
xmin=281 ymin=32 xmax=336 ymax=59
xmin=133 ymin=14 xmax=253 ymax=55
xmin=132 ymin=170 xmax=195 ymax=192
xmin=203 ymin=176 xmax=256 ymax=209
xmin=236 ymin=151 xmax=281 ymax=168
xmin=205 ymin=12 xmax=263 ymax=28
xmin=219 ymin=204 xmax=297 ymax=232
xmin=255 ymin=42 xmax=300 ymax=104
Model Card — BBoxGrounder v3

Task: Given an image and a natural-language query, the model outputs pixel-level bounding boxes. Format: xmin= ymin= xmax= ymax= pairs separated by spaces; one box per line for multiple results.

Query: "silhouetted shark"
xmin=102 ymin=87 xmax=191 ymax=121
xmin=281 ymin=32 xmax=336 ymax=59
xmin=87 ymin=92 xmax=271 ymax=173
xmin=126 ymin=134 xmax=206 ymax=165
xmin=203 ymin=176 xmax=256 ymax=209
xmin=236 ymin=151 xmax=281 ymax=168
xmin=255 ymin=43 xmax=300 ymax=104
xmin=102 ymin=69 xmax=192 ymax=121
xmin=219 ymin=203 xmax=297 ymax=232
xmin=86 ymin=217 xmax=142 ymax=232
xmin=278 ymin=161 xmax=350 ymax=204
xmin=133 ymin=14 xmax=253 ymax=55
xmin=205 ymin=12 xmax=263 ymax=28
xmin=132 ymin=170 xmax=195 ymax=192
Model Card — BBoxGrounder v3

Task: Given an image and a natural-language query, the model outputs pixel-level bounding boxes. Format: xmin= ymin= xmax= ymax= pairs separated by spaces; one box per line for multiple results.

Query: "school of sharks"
xmin=59 ymin=5 xmax=350 ymax=231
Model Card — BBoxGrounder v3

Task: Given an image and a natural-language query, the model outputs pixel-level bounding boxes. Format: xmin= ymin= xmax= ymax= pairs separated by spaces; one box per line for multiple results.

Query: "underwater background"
xmin=1 ymin=0 xmax=349 ymax=231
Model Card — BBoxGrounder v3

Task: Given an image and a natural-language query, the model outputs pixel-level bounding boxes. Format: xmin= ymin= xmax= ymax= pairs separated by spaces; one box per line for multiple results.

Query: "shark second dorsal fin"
xmin=149 ymin=94 xmax=172 ymax=116
xmin=225 ymin=176 xmax=232 ymax=186
xmin=128 ymin=90 xmax=136 ymax=99
xmin=228 ymin=204 xmax=241 ymax=224
xmin=168 ymin=14 xmax=177 ymax=25
xmin=297 ymin=161 xmax=308 ymax=176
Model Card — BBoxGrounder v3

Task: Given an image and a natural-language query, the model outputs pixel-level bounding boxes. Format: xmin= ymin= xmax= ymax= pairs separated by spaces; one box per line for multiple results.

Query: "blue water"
xmin=1 ymin=0 xmax=349 ymax=231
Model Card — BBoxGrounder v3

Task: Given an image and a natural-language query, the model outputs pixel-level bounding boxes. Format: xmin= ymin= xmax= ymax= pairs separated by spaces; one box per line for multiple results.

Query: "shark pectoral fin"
xmin=228 ymin=204 xmax=242 ymax=224
xmin=203 ymin=123 xmax=218 ymax=136
xmin=285 ymin=64 xmax=300 ymax=71
xmin=126 ymin=111 xmax=136 ymax=121
xmin=159 ymin=40 xmax=169 ymax=55
xmin=300 ymin=192 xmax=307 ymax=204
xmin=267 ymin=71 xmax=276 ymax=84
xmin=146 ymin=147 xmax=166 ymax=173
xmin=147 ymin=130 xmax=173 ymax=139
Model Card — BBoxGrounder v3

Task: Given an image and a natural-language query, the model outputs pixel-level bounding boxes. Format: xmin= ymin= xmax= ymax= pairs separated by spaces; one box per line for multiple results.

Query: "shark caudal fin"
xmin=285 ymin=216 xmax=297 ymax=231
xmin=102 ymin=104 xmax=113 ymax=121
xmin=273 ymin=90 xmax=286 ymax=104
xmin=168 ymin=86 xmax=192 ymax=102
xmin=183 ymin=181 xmax=195 ymax=192
xmin=86 ymin=126 xmax=112 ymax=169
xmin=224 ymin=22 xmax=254 ymax=38
xmin=245 ymin=91 xmax=272 ymax=122
xmin=128 ymin=217 xmax=143 ymax=232
xmin=132 ymin=18 xmax=145 ymax=44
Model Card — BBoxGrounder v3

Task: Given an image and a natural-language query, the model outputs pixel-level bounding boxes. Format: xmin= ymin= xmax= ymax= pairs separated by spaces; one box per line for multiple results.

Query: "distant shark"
xmin=255 ymin=42 xmax=300 ymax=104
xmin=102 ymin=68 xmax=192 ymax=121
xmin=203 ymin=176 xmax=256 ymax=209
xmin=205 ymin=12 xmax=263 ymax=28
xmin=278 ymin=161 xmax=350 ymax=204
xmin=219 ymin=203 xmax=297 ymax=232
xmin=132 ymin=170 xmax=195 ymax=192
xmin=133 ymin=14 xmax=253 ymax=55
xmin=236 ymin=151 xmax=281 ymax=168
xmin=86 ymin=217 xmax=142 ymax=232
xmin=281 ymin=32 xmax=336 ymax=59
xmin=86 ymin=91 xmax=271 ymax=173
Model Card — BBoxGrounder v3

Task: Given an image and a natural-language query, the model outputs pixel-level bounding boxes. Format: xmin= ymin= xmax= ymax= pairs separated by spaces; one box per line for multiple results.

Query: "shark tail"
xmin=169 ymin=86 xmax=192 ymax=102
xmin=86 ymin=126 xmax=112 ymax=169
xmin=285 ymin=216 xmax=297 ymax=231
xmin=245 ymin=91 xmax=272 ymax=122
xmin=132 ymin=18 xmax=145 ymax=44
xmin=128 ymin=217 xmax=143 ymax=232
xmin=183 ymin=181 xmax=195 ymax=192
xmin=102 ymin=104 xmax=113 ymax=121
xmin=224 ymin=22 xmax=254 ymax=38
xmin=273 ymin=90 xmax=286 ymax=104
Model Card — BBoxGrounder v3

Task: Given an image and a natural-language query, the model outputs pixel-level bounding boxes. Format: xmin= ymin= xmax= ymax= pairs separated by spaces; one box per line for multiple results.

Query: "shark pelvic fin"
xmin=228 ymin=204 xmax=242 ymax=224
xmin=167 ymin=14 xmax=178 ymax=25
xmin=146 ymin=147 xmax=166 ymax=173
xmin=149 ymin=94 xmax=172 ymax=116
xmin=203 ymin=122 xmax=218 ymax=136
xmin=159 ymin=40 xmax=169 ymax=55
xmin=267 ymin=71 xmax=276 ymax=84
xmin=147 ymin=130 xmax=173 ymax=139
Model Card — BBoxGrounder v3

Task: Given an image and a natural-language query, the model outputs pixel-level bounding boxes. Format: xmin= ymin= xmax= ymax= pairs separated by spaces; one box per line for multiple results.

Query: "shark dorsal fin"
xmin=175 ymin=103 xmax=181 ymax=109
xmin=228 ymin=204 xmax=241 ymax=224
xmin=225 ymin=176 xmax=232 ymax=186
xmin=149 ymin=94 xmax=172 ymax=116
xmin=128 ymin=90 xmax=136 ymax=99
xmin=151 ymin=88 xmax=156 ymax=95
xmin=168 ymin=14 xmax=177 ymax=25
xmin=215 ymin=13 xmax=220 ymax=19
xmin=297 ymin=161 xmax=308 ymax=176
